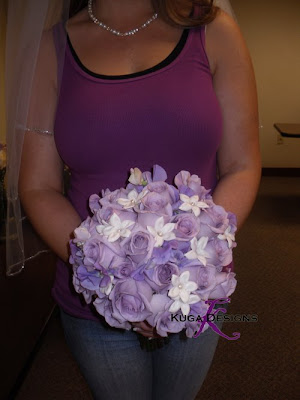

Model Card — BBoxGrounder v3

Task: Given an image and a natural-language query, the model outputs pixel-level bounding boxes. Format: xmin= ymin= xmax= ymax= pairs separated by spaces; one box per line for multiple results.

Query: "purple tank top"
xmin=52 ymin=23 xmax=229 ymax=321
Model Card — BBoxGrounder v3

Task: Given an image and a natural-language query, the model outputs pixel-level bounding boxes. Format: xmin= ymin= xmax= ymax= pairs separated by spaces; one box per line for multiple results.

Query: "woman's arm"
xmin=19 ymin=132 xmax=82 ymax=263
xmin=18 ymin=29 xmax=82 ymax=263
xmin=206 ymin=10 xmax=262 ymax=230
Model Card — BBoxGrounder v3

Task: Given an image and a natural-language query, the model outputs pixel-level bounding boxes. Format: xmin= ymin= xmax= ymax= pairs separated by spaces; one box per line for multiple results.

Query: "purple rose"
xmin=72 ymin=266 xmax=94 ymax=304
xmin=100 ymin=188 xmax=129 ymax=209
xmin=82 ymin=237 xmax=125 ymax=268
xmin=174 ymin=171 xmax=211 ymax=199
xmin=208 ymin=272 xmax=237 ymax=299
xmin=109 ymin=279 xmax=153 ymax=322
xmin=93 ymin=297 xmax=131 ymax=330
xmin=181 ymin=263 xmax=231 ymax=300
xmin=96 ymin=188 xmax=137 ymax=224
xmin=144 ymin=262 xmax=179 ymax=292
xmin=135 ymin=192 xmax=173 ymax=229
xmin=121 ymin=227 xmax=154 ymax=264
xmin=146 ymin=181 xmax=177 ymax=204
xmin=96 ymin=206 xmax=137 ymax=225
xmin=111 ymin=258 xmax=137 ymax=278
xmin=146 ymin=294 xmax=185 ymax=336
xmin=204 ymin=237 xmax=234 ymax=269
xmin=198 ymin=205 xmax=230 ymax=238
xmin=171 ymin=213 xmax=200 ymax=241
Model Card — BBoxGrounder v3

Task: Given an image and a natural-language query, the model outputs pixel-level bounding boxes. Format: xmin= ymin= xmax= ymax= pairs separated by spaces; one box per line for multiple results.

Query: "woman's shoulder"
xmin=205 ymin=9 xmax=250 ymax=75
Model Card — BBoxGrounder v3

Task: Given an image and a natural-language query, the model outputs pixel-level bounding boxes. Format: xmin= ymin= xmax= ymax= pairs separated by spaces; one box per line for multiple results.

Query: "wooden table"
xmin=274 ymin=123 xmax=300 ymax=138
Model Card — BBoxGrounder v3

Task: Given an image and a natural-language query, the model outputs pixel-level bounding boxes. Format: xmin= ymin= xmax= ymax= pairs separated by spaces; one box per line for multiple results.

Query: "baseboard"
xmin=262 ymin=168 xmax=300 ymax=177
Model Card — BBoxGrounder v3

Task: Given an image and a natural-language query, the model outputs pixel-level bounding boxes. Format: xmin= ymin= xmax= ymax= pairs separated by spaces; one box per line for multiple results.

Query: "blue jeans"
xmin=60 ymin=307 xmax=226 ymax=400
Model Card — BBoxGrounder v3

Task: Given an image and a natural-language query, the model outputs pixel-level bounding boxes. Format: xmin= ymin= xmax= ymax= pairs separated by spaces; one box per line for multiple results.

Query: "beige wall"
xmin=230 ymin=0 xmax=300 ymax=167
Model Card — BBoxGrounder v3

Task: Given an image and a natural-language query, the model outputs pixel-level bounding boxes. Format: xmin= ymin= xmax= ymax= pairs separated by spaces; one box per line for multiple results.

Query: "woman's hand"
xmin=131 ymin=321 xmax=163 ymax=339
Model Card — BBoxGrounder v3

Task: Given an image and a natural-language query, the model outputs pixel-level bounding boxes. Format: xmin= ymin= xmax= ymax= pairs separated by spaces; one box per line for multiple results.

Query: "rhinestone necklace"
xmin=87 ymin=0 xmax=158 ymax=37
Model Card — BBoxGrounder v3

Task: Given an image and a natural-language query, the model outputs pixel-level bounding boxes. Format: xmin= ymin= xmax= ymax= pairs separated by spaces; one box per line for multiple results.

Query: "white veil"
xmin=5 ymin=0 xmax=70 ymax=276
xmin=4 ymin=0 xmax=236 ymax=277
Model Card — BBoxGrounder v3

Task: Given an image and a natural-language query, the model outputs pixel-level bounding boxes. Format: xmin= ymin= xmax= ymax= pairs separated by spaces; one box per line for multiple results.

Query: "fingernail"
xmin=132 ymin=327 xmax=141 ymax=332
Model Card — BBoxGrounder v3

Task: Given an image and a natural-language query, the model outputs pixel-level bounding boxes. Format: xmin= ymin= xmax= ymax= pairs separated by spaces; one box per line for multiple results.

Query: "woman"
xmin=18 ymin=0 xmax=261 ymax=398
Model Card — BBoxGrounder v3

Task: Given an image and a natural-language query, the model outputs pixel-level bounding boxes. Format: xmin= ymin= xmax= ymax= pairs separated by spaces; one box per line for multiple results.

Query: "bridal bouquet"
xmin=70 ymin=165 xmax=237 ymax=337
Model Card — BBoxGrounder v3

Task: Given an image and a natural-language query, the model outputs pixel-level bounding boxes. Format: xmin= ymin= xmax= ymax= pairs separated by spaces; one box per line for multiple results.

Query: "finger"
xmin=131 ymin=322 xmax=154 ymax=333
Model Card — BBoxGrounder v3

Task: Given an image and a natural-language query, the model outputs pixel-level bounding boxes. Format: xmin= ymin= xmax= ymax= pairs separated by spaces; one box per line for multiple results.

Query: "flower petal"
xmin=155 ymin=216 xmax=165 ymax=231
xmin=180 ymin=271 xmax=190 ymax=284
xmin=190 ymin=195 xmax=199 ymax=203
xmin=180 ymin=194 xmax=190 ymax=202
xmin=121 ymin=220 xmax=135 ymax=229
xmin=179 ymin=289 xmax=189 ymax=303
xmin=161 ymin=223 xmax=175 ymax=234
xmin=188 ymin=294 xmax=201 ymax=304
xmin=171 ymin=274 xmax=180 ymax=286
xmin=185 ymin=281 xmax=198 ymax=292
xmin=169 ymin=300 xmax=182 ymax=313
xmin=109 ymin=213 xmax=121 ymax=227
xmin=192 ymin=206 xmax=200 ymax=217
xmin=179 ymin=203 xmax=192 ymax=212
xmin=108 ymin=231 xmax=120 ymax=242
xmin=169 ymin=287 xmax=180 ymax=298
xmin=181 ymin=303 xmax=190 ymax=316
xmin=147 ymin=226 xmax=157 ymax=237
xmin=185 ymin=250 xmax=197 ymax=260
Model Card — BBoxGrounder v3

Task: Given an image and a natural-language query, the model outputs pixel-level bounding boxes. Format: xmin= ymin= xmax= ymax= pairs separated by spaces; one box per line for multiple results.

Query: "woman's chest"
xmin=54 ymin=66 xmax=222 ymax=176
xmin=67 ymin=23 xmax=186 ymax=76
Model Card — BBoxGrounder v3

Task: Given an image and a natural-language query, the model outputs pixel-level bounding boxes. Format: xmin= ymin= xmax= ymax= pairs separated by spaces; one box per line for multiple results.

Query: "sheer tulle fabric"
xmin=4 ymin=0 xmax=235 ymax=276
xmin=5 ymin=0 xmax=70 ymax=276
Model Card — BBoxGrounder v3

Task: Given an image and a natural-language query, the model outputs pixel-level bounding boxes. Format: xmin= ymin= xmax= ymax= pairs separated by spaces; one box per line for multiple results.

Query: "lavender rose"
xmin=121 ymin=227 xmax=154 ymax=264
xmin=146 ymin=294 xmax=185 ymax=336
xmin=174 ymin=170 xmax=211 ymax=199
xmin=203 ymin=237 xmax=235 ymax=269
xmin=82 ymin=237 xmax=125 ymax=268
xmin=93 ymin=297 xmax=131 ymax=330
xmin=111 ymin=258 xmax=137 ymax=279
xmin=109 ymin=279 xmax=153 ymax=322
xmin=146 ymin=181 xmax=177 ymax=204
xmin=171 ymin=213 xmax=200 ymax=241
xmin=198 ymin=205 xmax=229 ymax=238
xmin=208 ymin=272 xmax=237 ymax=299
xmin=136 ymin=192 xmax=173 ymax=229
xmin=144 ymin=262 xmax=179 ymax=292
xmin=181 ymin=263 xmax=230 ymax=300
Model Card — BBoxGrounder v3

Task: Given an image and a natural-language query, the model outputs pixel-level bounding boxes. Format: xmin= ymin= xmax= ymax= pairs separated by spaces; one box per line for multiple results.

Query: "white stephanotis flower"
xmin=96 ymin=213 xmax=134 ymax=242
xmin=99 ymin=275 xmax=114 ymax=296
xmin=218 ymin=226 xmax=236 ymax=248
xmin=147 ymin=216 xmax=176 ymax=247
xmin=185 ymin=237 xmax=210 ymax=266
xmin=179 ymin=194 xmax=209 ymax=217
xmin=168 ymin=271 xmax=201 ymax=316
xmin=117 ymin=189 xmax=148 ymax=209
